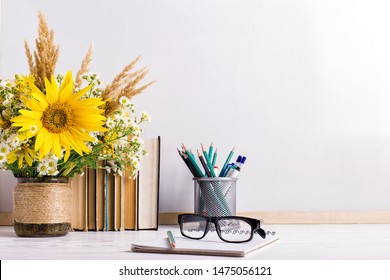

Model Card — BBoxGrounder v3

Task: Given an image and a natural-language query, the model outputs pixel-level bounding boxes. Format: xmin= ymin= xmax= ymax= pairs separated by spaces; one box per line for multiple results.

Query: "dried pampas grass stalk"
xmin=24 ymin=11 xmax=59 ymax=90
xmin=75 ymin=44 xmax=94 ymax=87
xmin=102 ymin=56 xmax=155 ymax=116
xmin=24 ymin=41 xmax=35 ymax=77
xmin=102 ymin=55 xmax=141 ymax=99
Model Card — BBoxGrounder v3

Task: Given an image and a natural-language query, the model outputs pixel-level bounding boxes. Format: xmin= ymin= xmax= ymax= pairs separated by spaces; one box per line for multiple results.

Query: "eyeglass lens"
xmin=181 ymin=215 xmax=255 ymax=242
xmin=217 ymin=218 xmax=253 ymax=242
xmin=181 ymin=214 xmax=208 ymax=238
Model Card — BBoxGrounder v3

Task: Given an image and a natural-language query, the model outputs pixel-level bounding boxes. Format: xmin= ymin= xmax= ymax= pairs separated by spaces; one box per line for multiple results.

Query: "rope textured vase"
xmin=13 ymin=177 xmax=72 ymax=237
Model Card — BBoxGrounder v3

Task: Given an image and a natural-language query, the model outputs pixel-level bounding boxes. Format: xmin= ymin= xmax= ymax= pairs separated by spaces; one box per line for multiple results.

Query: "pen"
xmin=167 ymin=230 xmax=176 ymax=249
xmin=227 ymin=155 xmax=246 ymax=177
xmin=238 ymin=156 xmax=246 ymax=168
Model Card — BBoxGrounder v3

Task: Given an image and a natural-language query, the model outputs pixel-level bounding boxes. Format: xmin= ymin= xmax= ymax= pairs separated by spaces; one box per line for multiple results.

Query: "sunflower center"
xmin=41 ymin=103 xmax=72 ymax=133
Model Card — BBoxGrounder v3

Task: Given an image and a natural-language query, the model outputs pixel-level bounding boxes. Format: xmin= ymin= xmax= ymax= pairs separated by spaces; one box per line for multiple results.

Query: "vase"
xmin=13 ymin=177 xmax=72 ymax=237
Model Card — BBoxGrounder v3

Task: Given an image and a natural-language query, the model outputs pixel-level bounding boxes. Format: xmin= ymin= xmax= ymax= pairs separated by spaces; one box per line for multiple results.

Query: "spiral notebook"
xmin=131 ymin=232 xmax=279 ymax=257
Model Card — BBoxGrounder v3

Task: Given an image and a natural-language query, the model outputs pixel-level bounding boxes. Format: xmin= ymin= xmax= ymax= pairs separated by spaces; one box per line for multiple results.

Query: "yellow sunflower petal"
xmin=11 ymin=115 xmax=36 ymax=123
xmin=51 ymin=75 xmax=59 ymax=92
xmin=68 ymin=127 xmax=94 ymax=141
xmin=22 ymin=96 xmax=45 ymax=112
xmin=19 ymin=109 xmax=42 ymax=119
xmin=52 ymin=133 xmax=62 ymax=158
xmin=58 ymin=72 xmax=74 ymax=103
xmin=70 ymin=97 xmax=105 ymax=109
xmin=43 ymin=132 xmax=55 ymax=157
xmin=27 ymin=148 xmax=36 ymax=159
xmin=64 ymin=148 xmax=71 ymax=162
xmin=60 ymin=71 xmax=73 ymax=92
xmin=44 ymin=76 xmax=59 ymax=104
xmin=72 ymin=120 xmax=107 ymax=132
xmin=35 ymin=127 xmax=50 ymax=154
xmin=60 ymin=131 xmax=84 ymax=155
xmin=30 ymin=83 xmax=48 ymax=108
xmin=7 ymin=151 xmax=17 ymax=164
xmin=24 ymin=150 xmax=33 ymax=166
xmin=65 ymin=85 xmax=92 ymax=104
xmin=18 ymin=156 xmax=23 ymax=168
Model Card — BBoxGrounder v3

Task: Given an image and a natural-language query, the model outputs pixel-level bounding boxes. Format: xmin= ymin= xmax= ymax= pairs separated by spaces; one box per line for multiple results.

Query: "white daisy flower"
xmin=106 ymin=118 xmax=115 ymax=129
xmin=133 ymin=124 xmax=141 ymax=136
xmin=10 ymin=136 xmax=21 ymax=148
xmin=0 ymin=80 xmax=8 ymax=87
xmin=47 ymin=169 xmax=59 ymax=176
xmin=89 ymin=133 xmax=99 ymax=145
xmin=30 ymin=125 xmax=38 ymax=134
xmin=132 ymin=158 xmax=139 ymax=168
xmin=119 ymin=96 xmax=130 ymax=106
xmin=141 ymin=111 xmax=151 ymax=122
xmin=47 ymin=159 xmax=57 ymax=170
xmin=0 ymin=153 xmax=7 ymax=163
xmin=37 ymin=162 xmax=49 ymax=176
xmin=0 ymin=144 xmax=9 ymax=154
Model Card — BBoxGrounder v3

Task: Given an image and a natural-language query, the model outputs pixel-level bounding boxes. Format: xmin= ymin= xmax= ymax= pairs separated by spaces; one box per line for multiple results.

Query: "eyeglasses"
xmin=178 ymin=213 xmax=266 ymax=243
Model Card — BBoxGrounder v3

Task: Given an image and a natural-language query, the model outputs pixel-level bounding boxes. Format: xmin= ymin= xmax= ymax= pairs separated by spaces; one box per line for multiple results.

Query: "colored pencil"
xmin=197 ymin=149 xmax=212 ymax=177
xmin=177 ymin=148 xmax=197 ymax=177
xmin=219 ymin=147 xmax=235 ymax=177
xmin=211 ymin=148 xmax=218 ymax=167
xmin=208 ymin=142 xmax=213 ymax=162
xmin=167 ymin=230 xmax=176 ymax=249
xmin=182 ymin=143 xmax=204 ymax=177
xmin=200 ymin=143 xmax=209 ymax=164
xmin=201 ymin=144 xmax=216 ymax=177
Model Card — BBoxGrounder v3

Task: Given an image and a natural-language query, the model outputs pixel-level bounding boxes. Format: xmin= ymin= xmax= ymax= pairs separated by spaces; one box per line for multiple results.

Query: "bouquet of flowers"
xmin=0 ymin=12 xmax=154 ymax=179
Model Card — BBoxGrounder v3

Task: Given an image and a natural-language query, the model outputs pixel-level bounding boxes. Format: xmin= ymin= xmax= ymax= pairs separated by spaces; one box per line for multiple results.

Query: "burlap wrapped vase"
xmin=13 ymin=177 xmax=72 ymax=237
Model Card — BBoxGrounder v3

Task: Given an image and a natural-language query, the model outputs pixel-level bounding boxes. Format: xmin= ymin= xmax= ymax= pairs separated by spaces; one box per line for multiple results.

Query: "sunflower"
xmin=14 ymin=74 xmax=35 ymax=94
xmin=7 ymin=145 xmax=36 ymax=167
xmin=11 ymin=71 xmax=106 ymax=159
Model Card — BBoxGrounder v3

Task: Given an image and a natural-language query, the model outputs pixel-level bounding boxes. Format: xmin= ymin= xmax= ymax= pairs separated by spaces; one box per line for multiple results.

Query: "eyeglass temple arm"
xmin=254 ymin=220 xmax=266 ymax=239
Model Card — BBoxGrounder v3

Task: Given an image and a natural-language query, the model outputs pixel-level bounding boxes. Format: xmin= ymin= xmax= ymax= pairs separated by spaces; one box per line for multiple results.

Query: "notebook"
xmin=131 ymin=232 xmax=279 ymax=257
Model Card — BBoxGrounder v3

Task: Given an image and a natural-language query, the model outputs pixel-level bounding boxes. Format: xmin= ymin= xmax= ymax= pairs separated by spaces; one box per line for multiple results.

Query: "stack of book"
xmin=71 ymin=137 xmax=161 ymax=231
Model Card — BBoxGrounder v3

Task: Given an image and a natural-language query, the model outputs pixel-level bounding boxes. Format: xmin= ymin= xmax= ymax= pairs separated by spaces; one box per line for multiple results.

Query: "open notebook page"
xmin=131 ymin=231 xmax=279 ymax=257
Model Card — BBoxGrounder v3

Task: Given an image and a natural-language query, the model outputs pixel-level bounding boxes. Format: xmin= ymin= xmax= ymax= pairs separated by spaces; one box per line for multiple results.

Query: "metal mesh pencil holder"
xmin=193 ymin=177 xmax=237 ymax=217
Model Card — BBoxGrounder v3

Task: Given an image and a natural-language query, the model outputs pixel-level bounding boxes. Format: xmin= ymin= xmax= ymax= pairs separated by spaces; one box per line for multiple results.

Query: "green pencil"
xmin=219 ymin=147 xmax=235 ymax=177
xmin=201 ymin=144 xmax=216 ymax=177
xmin=182 ymin=144 xmax=204 ymax=177
xmin=201 ymin=143 xmax=209 ymax=162
xmin=212 ymin=148 xmax=218 ymax=167
xmin=208 ymin=142 xmax=213 ymax=162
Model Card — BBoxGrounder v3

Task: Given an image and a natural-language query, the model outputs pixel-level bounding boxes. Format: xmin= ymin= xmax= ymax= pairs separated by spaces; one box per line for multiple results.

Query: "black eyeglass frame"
xmin=178 ymin=213 xmax=266 ymax=243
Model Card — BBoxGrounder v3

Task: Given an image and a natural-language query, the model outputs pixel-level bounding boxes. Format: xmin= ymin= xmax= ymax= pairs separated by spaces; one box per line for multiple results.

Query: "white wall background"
xmin=1 ymin=0 xmax=390 ymax=213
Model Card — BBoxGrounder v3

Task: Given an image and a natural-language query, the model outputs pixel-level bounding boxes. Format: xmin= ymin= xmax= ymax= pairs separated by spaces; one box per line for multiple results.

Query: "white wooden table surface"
xmin=1 ymin=224 xmax=390 ymax=260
